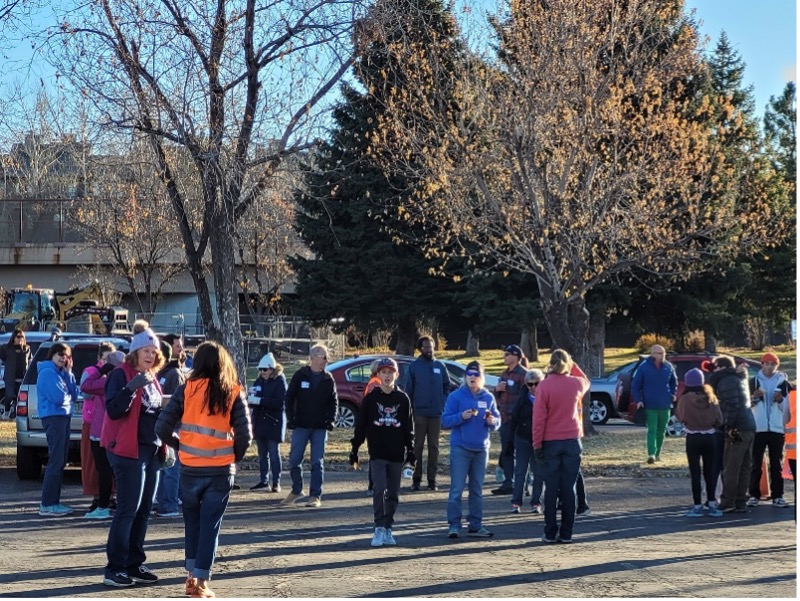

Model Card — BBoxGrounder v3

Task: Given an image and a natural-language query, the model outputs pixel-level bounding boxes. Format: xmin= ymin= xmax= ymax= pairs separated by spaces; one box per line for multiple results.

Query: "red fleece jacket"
xmin=532 ymin=365 xmax=590 ymax=448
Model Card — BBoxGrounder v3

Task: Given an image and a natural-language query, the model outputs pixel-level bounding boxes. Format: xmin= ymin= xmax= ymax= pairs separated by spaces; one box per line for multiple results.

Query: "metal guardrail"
xmin=0 ymin=198 xmax=85 ymax=245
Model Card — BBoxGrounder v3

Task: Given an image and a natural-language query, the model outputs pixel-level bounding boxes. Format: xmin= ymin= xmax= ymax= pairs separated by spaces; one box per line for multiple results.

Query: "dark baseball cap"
xmin=504 ymin=344 xmax=523 ymax=359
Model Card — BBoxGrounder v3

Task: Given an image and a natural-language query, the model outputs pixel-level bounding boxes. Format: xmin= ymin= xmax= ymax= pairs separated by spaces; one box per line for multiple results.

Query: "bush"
xmin=634 ymin=333 xmax=676 ymax=353
xmin=683 ymin=330 xmax=705 ymax=352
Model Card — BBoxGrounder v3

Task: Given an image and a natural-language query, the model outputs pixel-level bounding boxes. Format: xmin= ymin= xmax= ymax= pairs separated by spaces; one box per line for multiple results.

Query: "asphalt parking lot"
xmin=0 ymin=461 xmax=796 ymax=598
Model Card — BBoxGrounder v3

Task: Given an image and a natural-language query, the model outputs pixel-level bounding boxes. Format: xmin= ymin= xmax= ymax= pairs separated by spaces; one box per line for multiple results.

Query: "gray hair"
xmin=310 ymin=344 xmax=329 ymax=358
xmin=525 ymin=368 xmax=545 ymax=383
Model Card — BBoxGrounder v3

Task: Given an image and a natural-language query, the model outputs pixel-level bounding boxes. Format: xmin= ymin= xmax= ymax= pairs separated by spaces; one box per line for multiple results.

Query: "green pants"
xmin=646 ymin=409 xmax=671 ymax=458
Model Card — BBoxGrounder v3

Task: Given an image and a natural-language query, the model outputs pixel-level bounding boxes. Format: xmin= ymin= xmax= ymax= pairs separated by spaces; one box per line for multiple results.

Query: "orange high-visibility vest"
xmin=179 ymin=379 xmax=241 ymax=468
xmin=785 ymin=390 xmax=796 ymax=461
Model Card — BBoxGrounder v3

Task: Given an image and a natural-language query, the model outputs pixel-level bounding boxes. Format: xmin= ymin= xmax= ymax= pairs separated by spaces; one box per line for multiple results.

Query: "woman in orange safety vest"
xmin=156 ymin=341 xmax=252 ymax=599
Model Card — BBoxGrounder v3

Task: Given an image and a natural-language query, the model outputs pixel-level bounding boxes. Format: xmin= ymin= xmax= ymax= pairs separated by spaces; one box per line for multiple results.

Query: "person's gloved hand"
xmin=126 ymin=372 xmax=152 ymax=391
xmin=349 ymin=451 xmax=359 ymax=469
xmin=534 ymin=447 xmax=547 ymax=464
xmin=100 ymin=363 xmax=116 ymax=376
xmin=404 ymin=450 xmax=416 ymax=468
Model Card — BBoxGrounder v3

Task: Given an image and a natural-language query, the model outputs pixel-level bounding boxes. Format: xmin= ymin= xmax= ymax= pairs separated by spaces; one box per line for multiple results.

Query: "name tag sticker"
xmin=507 ymin=380 xmax=515 ymax=386
xmin=433 ymin=368 xmax=441 ymax=374
xmin=301 ymin=381 xmax=310 ymax=389
xmin=477 ymin=401 xmax=487 ymax=409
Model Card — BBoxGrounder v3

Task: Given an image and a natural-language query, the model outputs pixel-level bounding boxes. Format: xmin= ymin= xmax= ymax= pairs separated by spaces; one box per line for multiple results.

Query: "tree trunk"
xmin=395 ymin=317 xmax=417 ymax=356
xmin=465 ymin=329 xmax=480 ymax=357
xmin=520 ymin=325 xmax=538 ymax=362
xmin=587 ymin=310 xmax=606 ymax=378
xmin=705 ymin=333 xmax=718 ymax=354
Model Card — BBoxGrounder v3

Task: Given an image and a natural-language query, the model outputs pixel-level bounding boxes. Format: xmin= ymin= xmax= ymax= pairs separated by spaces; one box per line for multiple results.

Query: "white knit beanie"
xmin=129 ymin=328 xmax=160 ymax=353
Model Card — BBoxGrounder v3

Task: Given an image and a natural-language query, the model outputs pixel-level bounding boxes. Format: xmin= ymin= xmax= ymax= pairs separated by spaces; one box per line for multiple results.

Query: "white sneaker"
xmin=371 ymin=527 xmax=385 ymax=547
xmin=772 ymin=497 xmax=789 ymax=508
xmin=746 ymin=497 xmax=759 ymax=507
xmin=383 ymin=528 xmax=397 ymax=546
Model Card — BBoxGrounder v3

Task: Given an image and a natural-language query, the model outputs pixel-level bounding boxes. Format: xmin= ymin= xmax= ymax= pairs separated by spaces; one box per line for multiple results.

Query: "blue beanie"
xmin=684 ymin=368 xmax=704 ymax=388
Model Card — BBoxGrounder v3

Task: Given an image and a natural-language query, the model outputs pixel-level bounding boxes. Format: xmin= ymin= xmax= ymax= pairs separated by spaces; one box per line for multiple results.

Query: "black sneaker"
xmin=108 ymin=499 xmax=117 ymax=511
xmin=411 ymin=482 xmax=421 ymax=491
xmin=491 ymin=487 xmax=512 ymax=496
xmin=427 ymin=483 xmax=438 ymax=491
xmin=250 ymin=482 xmax=269 ymax=490
xmin=128 ymin=565 xmax=158 ymax=584
xmin=103 ymin=571 xmax=134 ymax=587
xmin=88 ymin=498 xmax=99 ymax=513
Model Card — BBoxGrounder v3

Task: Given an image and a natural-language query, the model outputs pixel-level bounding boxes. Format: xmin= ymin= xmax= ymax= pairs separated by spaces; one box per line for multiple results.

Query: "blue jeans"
xmin=512 ymin=435 xmax=543 ymax=507
xmin=542 ymin=438 xmax=582 ymax=541
xmin=181 ymin=473 xmax=233 ymax=580
xmin=289 ymin=428 xmax=327 ymax=497
xmin=41 ymin=415 xmax=71 ymax=506
xmin=155 ymin=455 xmax=181 ymax=513
xmin=105 ymin=445 xmax=160 ymax=575
xmin=447 ymin=445 xmax=487 ymax=530
xmin=255 ymin=437 xmax=282 ymax=486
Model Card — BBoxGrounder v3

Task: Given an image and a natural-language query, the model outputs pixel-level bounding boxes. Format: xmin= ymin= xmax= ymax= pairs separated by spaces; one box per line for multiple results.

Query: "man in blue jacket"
xmin=632 ymin=345 xmax=677 ymax=464
xmin=402 ymin=336 xmax=450 ymax=491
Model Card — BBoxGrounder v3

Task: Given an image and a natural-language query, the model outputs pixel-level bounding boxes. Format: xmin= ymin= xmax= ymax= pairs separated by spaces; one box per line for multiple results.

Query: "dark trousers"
xmin=412 ymin=415 xmax=440 ymax=486
xmin=541 ymin=439 xmax=582 ymax=541
xmin=512 ymin=435 xmax=539 ymax=507
xmin=710 ymin=430 xmax=725 ymax=501
xmin=576 ymin=470 xmax=589 ymax=510
xmin=370 ymin=459 xmax=402 ymax=528
xmin=90 ymin=440 xmax=114 ymax=508
xmin=720 ymin=430 xmax=754 ymax=510
xmin=181 ymin=473 xmax=233 ymax=580
xmin=498 ymin=421 xmax=514 ymax=490
xmin=749 ymin=431 xmax=785 ymax=499
xmin=41 ymin=415 xmax=71 ymax=507
xmin=685 ymin=433 xmax=717 ymax=505
xmin=105 ymin=445 xmax=160 ymax=575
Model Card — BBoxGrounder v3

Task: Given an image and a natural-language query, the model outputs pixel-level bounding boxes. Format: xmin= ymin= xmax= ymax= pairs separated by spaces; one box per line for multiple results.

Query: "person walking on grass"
xmin=632 ymin=345 xmax=677 ymax=464
xmin=248 ymin=353 xmax=287 ymax=493
xmin=675 ymin=368 xmax=724 ymax=517
xmin=442 ymin=360 xmax=500 ymax=539
xmin=155 ymin=341 xmax=252 ymax=599
xmin=37 ymin=342 xmax=79 ymax=517
xmin=533 ymin=349 xmax=590 ymax=544
xmin=350 ymin=357 xmax=415 ymax=547
xmin=282 ymin=344 xmax=338 ymax=508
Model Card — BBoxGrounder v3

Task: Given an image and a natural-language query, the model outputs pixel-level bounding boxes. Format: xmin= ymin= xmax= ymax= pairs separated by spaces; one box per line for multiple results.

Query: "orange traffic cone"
xmin=760 ymin=457 xmax=771 ymax=499
xmin=782 ymin=458 xmax=793 ymax=481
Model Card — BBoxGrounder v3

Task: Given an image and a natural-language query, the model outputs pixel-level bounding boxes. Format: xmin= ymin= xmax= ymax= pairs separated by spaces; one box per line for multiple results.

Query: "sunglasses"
xmin=465 ymin=370 xmax=481 ymax=377
xmin=259 ymin=368 xmax=272 ymax=372
xmin=526 ymin=382 xmax=538 ymax=388
xmin=56 ymin=352 xmax=71 ymax=358
xmin=15 ymin=335 xmax=25 ymax=339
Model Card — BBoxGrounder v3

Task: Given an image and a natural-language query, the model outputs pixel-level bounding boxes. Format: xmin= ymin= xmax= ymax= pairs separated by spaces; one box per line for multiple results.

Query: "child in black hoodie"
xmin=350 ymin=357 xmax=415 ymax=547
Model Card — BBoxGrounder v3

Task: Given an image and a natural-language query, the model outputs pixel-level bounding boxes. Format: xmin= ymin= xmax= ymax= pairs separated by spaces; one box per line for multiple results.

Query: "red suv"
xmin=614 ymin=352 xmax=761 ymax=436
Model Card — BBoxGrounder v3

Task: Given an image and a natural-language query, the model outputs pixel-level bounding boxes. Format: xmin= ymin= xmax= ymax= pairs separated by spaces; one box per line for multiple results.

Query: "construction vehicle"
xmin=0 ymin=282 xmax=130 ymax=335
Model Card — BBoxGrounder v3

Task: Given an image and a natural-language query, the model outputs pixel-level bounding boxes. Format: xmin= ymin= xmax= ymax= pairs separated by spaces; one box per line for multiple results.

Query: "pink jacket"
xmin=80 ymin=363 xmax=108 ymax=439
xmin=532 ymin=364 xmax=590 ymax=448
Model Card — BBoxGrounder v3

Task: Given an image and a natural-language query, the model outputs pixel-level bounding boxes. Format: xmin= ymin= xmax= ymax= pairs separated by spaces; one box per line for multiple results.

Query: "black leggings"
xmin=90 ymin=440 xmax=113 ymax=508
xmin=686 ymin=433 xmax=717 ymax=505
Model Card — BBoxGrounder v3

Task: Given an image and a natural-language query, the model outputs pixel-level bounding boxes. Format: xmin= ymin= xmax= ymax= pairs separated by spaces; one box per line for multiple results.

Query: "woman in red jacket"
xmin=532 ymin=349 xmax=590 ymax=544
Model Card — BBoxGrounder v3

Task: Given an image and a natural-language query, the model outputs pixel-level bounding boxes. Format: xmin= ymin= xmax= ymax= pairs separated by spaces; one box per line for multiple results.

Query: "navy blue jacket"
xmin=249 ymin=369 xmax=287 ymax=441
xmin=402 ymin=356 xmax=450 ymax=417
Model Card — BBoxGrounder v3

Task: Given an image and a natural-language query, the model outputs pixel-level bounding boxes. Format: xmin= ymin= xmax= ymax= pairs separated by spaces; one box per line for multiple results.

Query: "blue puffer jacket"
xmin=402 ymin=357 xmax=450 ymax=417
xmin=441 ymin=385 xmax=501 ymax=451
xmin=37 ymin=360 xmax=78 ymax=418
xmin=631 ymin=357 xmax=677 ymax=410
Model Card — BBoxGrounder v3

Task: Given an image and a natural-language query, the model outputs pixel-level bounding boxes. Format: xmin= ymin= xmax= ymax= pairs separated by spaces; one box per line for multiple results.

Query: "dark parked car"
xmin=328 ymin=355 xmax=468 ymax=428
xmin=614 ymin=352 xmax=762 ymax=436
xmin=15 ymin=337 xmax=129 ymax=480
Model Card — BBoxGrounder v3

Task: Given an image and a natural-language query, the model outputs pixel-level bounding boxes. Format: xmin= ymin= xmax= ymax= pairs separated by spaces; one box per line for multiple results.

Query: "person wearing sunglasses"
xmin=248 ymin=352 xmax=288 ymax=492
xmin=442 ymin=360 xmax=501 ymax=539
xmin=0 ymin=328 xmax=31 ymax=420
xmin=508 ymin=369 xmax=546 ymax=514
xmin=36 ymin=341 xmax=79 ymax=517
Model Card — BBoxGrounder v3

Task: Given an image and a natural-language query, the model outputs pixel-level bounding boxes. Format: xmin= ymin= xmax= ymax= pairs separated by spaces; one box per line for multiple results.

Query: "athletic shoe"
xmin=684 ymin=505 xmax=703 ymax=518
xmin=772 ymin=497 xmax=789 ymax=508
xmin=383 ymin=529 xmax=397 ymax=546
xmin=531 ymin=504 xmax=542 ymax=514
xmin=271 ymin=484 xmax=281 ymax=493
xmin=281 ymin=492 xmax=303 ymax=506
xmin=185 ymin=576 xmax=198 ymax=595
xmin=746 ymin=497 xmax=759 ymax=507
xmin=576 ymin=506 xmax=591 ymax=516
xmin=467 ymin=527 xmax=494 ymax=538
xmin=541 ymin=535 xmax=558 ymax=544
xmin=39 ymin=504 xmax=74 ymax=516
xmin=654 ymin=455 xmax=661 ymax=462
xmin=491 ymin=487 xmax=512 ymax=496
xmin=718 ymin=504 xmax=737 ymax=513
xmin=646 ymin=456 xmax=655 ymax=464
xmin=231 ymin=484 xmax=241 ymax=490
xmin=410 ymin=482 xmax=421 ymax=491
xmin=427 ymin=483 xmax=439 ymax=491
xmin=733 ymin=507 xmax=749 ymax=513
xmin=250 ymin=482 xmax=269 ymax=490
xmin=448 ymin=526 xmax=460 ymax=539
xmin=707 ymin=502 xmax=723 ymax=517
xmin=510 ymin=505 xmax=521 ymax=514
xmin=191 ymin=583 xmax=216 ymax=598
xmin=305 ymin=496 xmax=322 ymax=508
xmin=557 ymin=535 xmax=573 ymax=543
xmin=129 ymin=565 xmax=158 ymax=584
xmin=87 ymin=498 xmax=99 ymax=513
xmin=103 ymin=571 xmax=134 ymax=587
xmin=85 ymin=507 xmax=111 ymax=520
xmin=371 ymin=527 xmax=385 ymax=547
xmin=156 ymin=510 xmax=181 ymax=518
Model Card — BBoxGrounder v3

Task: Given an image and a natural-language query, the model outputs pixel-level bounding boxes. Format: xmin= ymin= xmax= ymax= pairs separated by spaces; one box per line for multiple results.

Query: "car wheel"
xmin=333 ymin=403 xmax=357 ymax=429
xmin=16 ymin=443 xmax=43 ymax=480
xmin=666 ymin=414 xmax=686 ymax=437
xmin=589 ymin=397 xmax=610 ymax=425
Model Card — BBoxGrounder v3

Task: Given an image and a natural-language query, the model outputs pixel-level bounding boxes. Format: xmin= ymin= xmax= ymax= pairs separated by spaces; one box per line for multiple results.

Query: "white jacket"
xmin=750 ymin=371 xmax=788 ymax=433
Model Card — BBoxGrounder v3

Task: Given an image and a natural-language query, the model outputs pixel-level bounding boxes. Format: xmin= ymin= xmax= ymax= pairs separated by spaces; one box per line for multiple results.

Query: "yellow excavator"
xmin=0 ymin=282 xmax=130 ymax=334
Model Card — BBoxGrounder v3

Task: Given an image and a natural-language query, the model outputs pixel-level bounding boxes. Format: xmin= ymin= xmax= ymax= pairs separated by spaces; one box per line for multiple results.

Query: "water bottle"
xmin=402 ymin=466 xmax=413 ymax=479
xmin=495 ymin=466 xmax=504 ymax=483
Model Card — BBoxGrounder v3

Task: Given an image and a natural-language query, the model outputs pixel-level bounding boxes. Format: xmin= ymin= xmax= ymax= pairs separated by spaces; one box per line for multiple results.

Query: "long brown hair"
xmin=188 ymin=341 xmax=238 ymax=416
